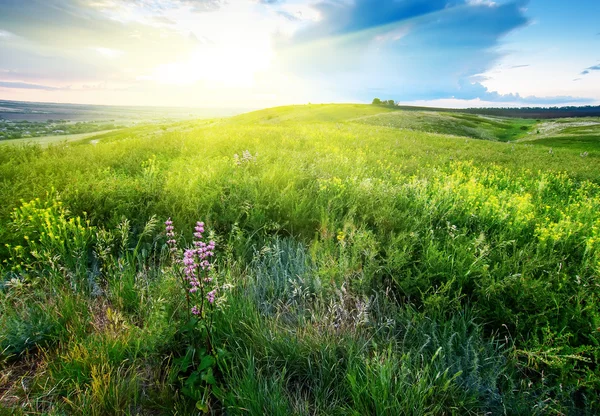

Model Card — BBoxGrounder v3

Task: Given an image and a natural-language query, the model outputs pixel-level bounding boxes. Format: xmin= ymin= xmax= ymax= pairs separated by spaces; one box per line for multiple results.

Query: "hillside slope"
xmin=1 ymin=104 xmax=599 ymax=414
xmin=228 ymin=103 xmax=397 ymax=124
xmin=230 ymin=104 xmax=536 ymax=142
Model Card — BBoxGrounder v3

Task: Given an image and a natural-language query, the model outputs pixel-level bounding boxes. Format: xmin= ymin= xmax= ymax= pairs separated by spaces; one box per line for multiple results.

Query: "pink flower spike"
xmin=206 ymin=290 xmax=216 ymax=304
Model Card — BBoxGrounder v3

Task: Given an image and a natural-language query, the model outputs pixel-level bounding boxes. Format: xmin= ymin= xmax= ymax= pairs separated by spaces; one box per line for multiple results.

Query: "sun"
xmin=152 ymin=41 xmax=274 ymax=88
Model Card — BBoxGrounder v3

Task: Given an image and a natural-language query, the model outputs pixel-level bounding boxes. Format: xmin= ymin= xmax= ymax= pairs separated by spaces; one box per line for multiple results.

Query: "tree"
xmin=372 ymin=98 xmax=382 ymax=105
xmin=386 ymin=99 xmax=395 ymax=106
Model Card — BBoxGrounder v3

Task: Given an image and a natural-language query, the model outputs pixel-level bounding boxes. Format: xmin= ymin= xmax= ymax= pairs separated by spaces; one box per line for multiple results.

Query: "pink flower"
xmin=169 ymin=218 xmax=219 ymax=316
xmin=165 ymin=219 xmax=176 ymax=250
xmin=206 ymin=290 xmax=216 ymax=304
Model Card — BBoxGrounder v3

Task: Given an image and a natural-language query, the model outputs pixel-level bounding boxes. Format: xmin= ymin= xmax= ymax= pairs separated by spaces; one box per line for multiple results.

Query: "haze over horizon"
xmin=1 ymin=0 xmax=599 ymax=109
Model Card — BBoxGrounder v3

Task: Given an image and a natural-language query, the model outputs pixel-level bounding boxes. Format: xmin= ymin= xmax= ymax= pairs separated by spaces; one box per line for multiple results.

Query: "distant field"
xmin=1 ymin=104 xmax=599 ymax=414
xmin=234 ymin=103 xmax=598 ymax=146
xmin=0 ymin=129 xmax=119 ymax=147
xmin=396 ymin=104 xmax=600 ymax=119
xmin=516 ymin=118 xmax=600 ymax=154
xmin=0 ymin=99 xmax=251 ymax=122
xmin=352 ymin=110 xmax=535 ymax=141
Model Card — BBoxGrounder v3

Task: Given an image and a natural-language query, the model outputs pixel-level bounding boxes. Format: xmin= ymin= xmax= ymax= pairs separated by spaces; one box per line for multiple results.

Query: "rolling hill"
xmin=1 ymin=104 xmax=599 ymax=414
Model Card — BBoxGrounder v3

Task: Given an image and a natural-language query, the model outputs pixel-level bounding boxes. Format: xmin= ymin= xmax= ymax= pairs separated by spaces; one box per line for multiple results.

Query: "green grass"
xmin=524 ymin=120 xmax=600 ymax=154
xmin=228 ymin=103 xmax=398 ymax=124
xmin=531 ymin=135 xmax=600 ymax=152
xmin=0 ymin=129 xmax=120 ymax=147
xmin=232 ymin=104 xmax=537 ymax=142
xmin=1 ymin=104 xmax=600 ymax=414
xmin=353 ymin=110 xmax=536 ymax=141
xmin=561 ymin=127 xmax=600 ymax=135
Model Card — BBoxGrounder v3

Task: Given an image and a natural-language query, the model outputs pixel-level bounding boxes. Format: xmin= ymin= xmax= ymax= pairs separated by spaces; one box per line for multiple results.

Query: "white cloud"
xmin=0 ymin=29 xmax=17 ymax=39
xmin=402 ymin=96 xmax=600 ymax=109
xmin=466 ymin=0 xmax=497 ymax=7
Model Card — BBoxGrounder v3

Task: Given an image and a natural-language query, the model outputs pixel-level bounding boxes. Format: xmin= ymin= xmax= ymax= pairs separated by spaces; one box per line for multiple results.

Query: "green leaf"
xmin=198 ymin=354 xmax=216 ymax=372
xmin=196 ymin=401 xmax=209 ymax=413
xmin=201 ymin=368 xmax=217 ymax=385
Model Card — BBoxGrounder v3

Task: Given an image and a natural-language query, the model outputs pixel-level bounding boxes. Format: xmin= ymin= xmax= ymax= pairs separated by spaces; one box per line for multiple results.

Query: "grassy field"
xmin=230 ymin=104 xmax=537 ymax=142
xmin=518 ymin=119 xmax=600 ymax=154
xmin=0 ymin=130 xmax=120 ymax=147
xmin=1 ymin=104 xmax=599 ymax=414
xmin=353 ymin=110 xmax=537 ymax=142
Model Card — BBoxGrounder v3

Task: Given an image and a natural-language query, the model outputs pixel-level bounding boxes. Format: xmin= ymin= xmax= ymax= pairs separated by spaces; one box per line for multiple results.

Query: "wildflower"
xmin=170 ymin=218 xmax=220 ymax=318
xmin=194 ymin=221 xmax=204 ymax=239
xmin=183 ymin=249 xmax=197 ymax=279
xmin=189 ymin=277 xmax=200 ymax=293
xmin=165 ymin=218 xmax=177 ymax=252
xmin=165 ymin=218 xmax=174 ymax=235
xmin=234 ymin=150 xmax=256 ymax=166
xmin=206 ymin=290 xmax=216 ymax=304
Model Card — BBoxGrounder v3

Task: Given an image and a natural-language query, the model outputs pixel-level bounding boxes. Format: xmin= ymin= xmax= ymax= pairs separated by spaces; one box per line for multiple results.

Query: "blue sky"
xmin=0 ymin=0 xmax=598 ymax=107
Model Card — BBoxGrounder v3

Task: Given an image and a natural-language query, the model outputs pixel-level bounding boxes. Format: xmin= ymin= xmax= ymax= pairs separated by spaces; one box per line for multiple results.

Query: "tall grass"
xmin=1 ymin=106 xmax=599 ymax=413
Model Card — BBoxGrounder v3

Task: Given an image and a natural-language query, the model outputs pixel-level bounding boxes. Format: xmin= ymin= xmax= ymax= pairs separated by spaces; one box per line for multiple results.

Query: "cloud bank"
xmin=271 ymin=0 xmax=549 ymax=103
xmin=0 ymin=0 xmax=598 ymax=106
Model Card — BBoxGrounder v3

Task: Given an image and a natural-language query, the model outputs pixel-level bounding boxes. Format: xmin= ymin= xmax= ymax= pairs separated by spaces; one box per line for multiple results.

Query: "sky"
xmin=0 ymin=0 xmax=599 ymax=108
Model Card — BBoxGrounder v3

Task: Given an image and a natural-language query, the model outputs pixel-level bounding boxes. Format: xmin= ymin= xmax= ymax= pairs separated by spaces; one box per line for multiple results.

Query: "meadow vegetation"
xmin=1 ymin=104 xmax=599 ymax=414
xmin=354 ymin=110 xmax=536 ymax=142
xmin=0 ymin=119 xmax=123 ymax=141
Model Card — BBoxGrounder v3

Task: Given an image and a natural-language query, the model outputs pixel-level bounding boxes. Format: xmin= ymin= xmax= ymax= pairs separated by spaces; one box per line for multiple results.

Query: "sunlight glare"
xmin=152 ymin=41 xmax=274 ymax=87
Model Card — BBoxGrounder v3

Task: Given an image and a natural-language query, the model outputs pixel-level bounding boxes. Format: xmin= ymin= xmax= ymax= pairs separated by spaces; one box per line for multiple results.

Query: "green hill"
xmin=228 ymin=103 xmax=397 ymax=124
xmin=352 ymin=109 xmax=537 ymax=141
xmin=520 ymin=118 xmax=600 ymax=152
xmin=231 ymin=103 xmax=537 ymax=142
xmin=1 ymin=104 xmax=599 ymax=414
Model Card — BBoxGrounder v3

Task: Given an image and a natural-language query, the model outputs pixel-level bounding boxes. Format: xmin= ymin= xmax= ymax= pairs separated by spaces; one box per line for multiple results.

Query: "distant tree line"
xmin=371 ymin=98 xmax=398 ymax=107
xmin=371 ymin=98 xmax=600 ymax=119
xmin=458 ymin=105 xmax=600 ymax=119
